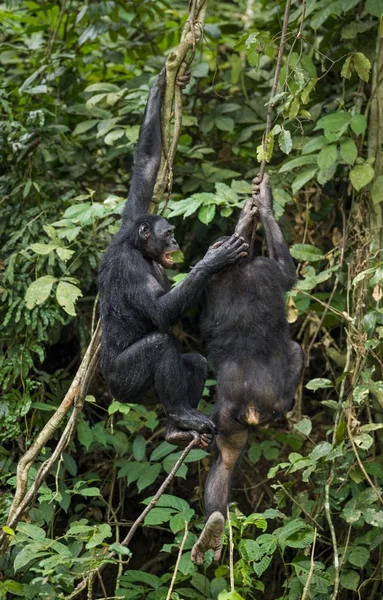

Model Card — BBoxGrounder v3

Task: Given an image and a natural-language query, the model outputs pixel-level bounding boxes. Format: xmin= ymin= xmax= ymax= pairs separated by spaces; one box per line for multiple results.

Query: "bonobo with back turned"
xmin=192 ymin=174 xmax=303 ymax=564
xmin=98 ymin=70 xmax=249 ymax=447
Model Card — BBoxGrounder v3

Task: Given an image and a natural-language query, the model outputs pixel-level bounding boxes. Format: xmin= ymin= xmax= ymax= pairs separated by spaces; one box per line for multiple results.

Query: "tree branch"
xmin=151 ymin=0 xmax=208 ymax=209
xmin=0 ymin=322 xmax=101 ymax=555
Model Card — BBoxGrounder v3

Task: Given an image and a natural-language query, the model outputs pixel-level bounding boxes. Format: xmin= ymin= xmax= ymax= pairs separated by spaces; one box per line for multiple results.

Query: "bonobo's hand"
xmin=176 ymin=70 xmax=191 ymax=89
xmin=252 ymin=172 xmax=273 ymax=214
xmin=202 ymin=234 xmax=249 ymax=272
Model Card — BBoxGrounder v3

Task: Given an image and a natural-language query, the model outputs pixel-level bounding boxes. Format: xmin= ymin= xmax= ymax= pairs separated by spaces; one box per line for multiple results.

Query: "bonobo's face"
xmin=140 ymin=217 xmax=179 ymax=268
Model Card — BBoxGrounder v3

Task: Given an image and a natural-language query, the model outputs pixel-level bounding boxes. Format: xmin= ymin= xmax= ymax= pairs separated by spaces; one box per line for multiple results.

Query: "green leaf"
xmin=218 ymin=592 xmax=245 ymax=600
xmin=340 ymin=138 xmax=357 ymax=165
xmin=279 ymin=128 xmax=293 ymax=154
xmin=169 ymin=508 xmax=195 ymax=533
xmin=56 ymin=247 xmax=75 ymax=262
xmin=149 ymin=442 xmax=176 ymax=462
xmin=294 ymin=419 xmax=312 ymax=436
xmin=315 ymin=112 xmax=351 ymax=142
xmin=56 ymin=281 xmax=83 ymax=316
xmin=137 ymin=463 xmax=161 ymax=492
xmin=215 ymin=182 xmax=238 ymax=204
xmin=348 ymin=546 xmax=370 ymax=568
xmin=317 ymin=144 xmax=337 ymax=170
xmin=291 ymin=167 xmax=319 ymax=195
xmin=340 ymin=570 xmax=360 ymax=591
xmin=350 ymin=164 xmax=375 ymax=191
xmin=72 ymin=120 xmax=99 ymax=136
xmin=301 ymin=78 xmax=317 ymax=104
xmin=30 ymin=243 xmax=57 ymax=255
xmin=109 ymin=542 xmax=132 ymax=556
xmin=215 ymin=116 xmax=234 ymax=132
xmin=341 ymin=56 xmax=353 ymax=79
xmin=350 ymin=113 xmax=367 ymax=135
xmin=231 ymin=180 xmax=252 ymax=194
xmin=3 ymin=580 xmax=23 ymax=595
xmin=290 ymin=244 xmax=324 ymax=262
xmin=288 ymin=97 xmax=300 ymax=119
xmin=86 ymin=93 xmax=108 ymax=110
xmin=133 ymin=435 xmax=146 ymax=461
xmin=144 ymin=507 xmax=174 ymax=526
xmin=365 ymin=0 xmax=383 ymax=17
xmin=305 ymin=378 xmax=333 ymax=390
xmin=310 ymin=441 xmax=333 ymax=461
xmin=121 ymin=570 xmax=162 ymax=589
xmin=104 ymin=129 xmax=126 ymax=146
xmin=302 ymin=136 xmax=328 ymax=155
xmin=354 ymin=433 xmax=374 ymax=450
xmin=14 ymin=548 xmax=46 ymax=572
xmin=371 ymin=176 xmax=383 ymax=204
xmin=2 ymin=526 xmax=14 ymax=536
xmin=168 ymin=198 xmax=203 ymax=219
xmin=85 ymin=82 xmax=120 ymax=93
xmin=353 ymin=52 xmax=371 ymax=82
xmin=198 ymin=204 xmax=216 ymax=225
xmin=77 ymin=420 xmax=93 ymax=450
xmin=257 ymin=133 xmax=274 ymax=163
xmin=279 ymin=155 xmax=318 ymax=173
xmin=17 ymin=522 xmax=46 ymax=539
xmin=342 ymin=22 xmax=373 ymax=38
xmin=25 ymin=275 xmax=56 ymax=309
xmin=143 ymin=494 xmax=189 ymax=512
xmin=76 ymin=487 xmax=100 ymax=497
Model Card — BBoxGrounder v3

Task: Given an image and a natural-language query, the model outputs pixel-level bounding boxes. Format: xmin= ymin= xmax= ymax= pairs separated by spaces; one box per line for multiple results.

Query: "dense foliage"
xmin=1 ymin=0 xmax=383 ymax=599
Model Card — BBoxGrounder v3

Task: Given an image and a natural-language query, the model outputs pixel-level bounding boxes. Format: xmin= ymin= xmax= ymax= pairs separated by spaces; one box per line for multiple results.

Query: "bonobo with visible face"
xmin=191 ymin=174 xmax=303 ymax=564
xmin=98 ymin=70 xmax=249 ymax=448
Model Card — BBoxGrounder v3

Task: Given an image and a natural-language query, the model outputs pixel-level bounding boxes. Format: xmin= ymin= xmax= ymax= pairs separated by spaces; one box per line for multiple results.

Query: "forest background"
xmin=1 ymin=0 xmax=383 ymax=599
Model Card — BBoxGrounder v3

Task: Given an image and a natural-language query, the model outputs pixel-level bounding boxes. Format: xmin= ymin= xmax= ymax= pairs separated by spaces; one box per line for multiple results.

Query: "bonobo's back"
xmin=201 ymin=255 xmax=291 ymax=367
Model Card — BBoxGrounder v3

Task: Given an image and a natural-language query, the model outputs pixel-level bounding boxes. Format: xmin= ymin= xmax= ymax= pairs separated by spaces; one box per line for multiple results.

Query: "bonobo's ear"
xmin=138 ymin=222 xmax=151 ymax=240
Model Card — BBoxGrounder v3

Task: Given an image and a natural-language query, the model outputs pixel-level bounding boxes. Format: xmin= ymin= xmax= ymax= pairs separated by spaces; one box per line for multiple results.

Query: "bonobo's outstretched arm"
xmin=252 ymin=173 xmax=297 ymax=290
xmin=122 ymin=70 xmax=166 ymax=223
xmin=139 ymin=235 xmax=249 ymax=330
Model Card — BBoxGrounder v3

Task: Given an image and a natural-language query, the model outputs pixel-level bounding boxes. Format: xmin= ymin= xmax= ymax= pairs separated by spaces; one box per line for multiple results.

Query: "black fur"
xmin=201 ymin=176 xmax=303 ymax=520
xmin=98 ymin=70 xmax=249 ymax=437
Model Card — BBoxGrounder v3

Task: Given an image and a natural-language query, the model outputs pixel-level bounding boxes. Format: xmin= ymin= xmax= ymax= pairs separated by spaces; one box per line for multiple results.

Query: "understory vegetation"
xmin=1 ymin=0 xmax=383 ymax=599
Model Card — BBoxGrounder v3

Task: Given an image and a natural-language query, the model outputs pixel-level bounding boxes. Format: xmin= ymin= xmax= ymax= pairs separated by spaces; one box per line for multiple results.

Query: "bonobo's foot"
xmin=176 ymin=70 xmax=191 ymax=89
xmin=168 ymin=409 xmax=216 ymax=437
xmin=165 ymin=421 xmax=213 ymax=449
xmin=191 ymin=511 xmax=225 ymax=565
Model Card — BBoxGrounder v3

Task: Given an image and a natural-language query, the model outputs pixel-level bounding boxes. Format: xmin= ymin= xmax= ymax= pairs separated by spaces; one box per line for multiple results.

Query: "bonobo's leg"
xmin=165 ymin=354 xmax=213 ymax=449
xmin=252 ymin=174 xmax=297 ymax=289
xmin=110 ymin=333 xmax=215 ymax=435
xmin=191 ymin=411 xmax=248 ymax=565
xmin=123 ymin=69 xmax=166 ymax=222
xmin=283 ymin=342 xmax=304 ymax=412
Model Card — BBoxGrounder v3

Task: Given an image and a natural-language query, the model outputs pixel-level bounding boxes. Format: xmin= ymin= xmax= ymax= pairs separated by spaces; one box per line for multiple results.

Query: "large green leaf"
xmin=350 ymin=164 xmax=374 ymax=191
xmin=290 ymin=244 xmax=324 ymax=262
xmin=56 ymin=281 xmax=83 ymax=316
xmin=25 ymin=275 xmax=56 ymax=309
xmin=365 ymin=0 xmax=383 ymax=16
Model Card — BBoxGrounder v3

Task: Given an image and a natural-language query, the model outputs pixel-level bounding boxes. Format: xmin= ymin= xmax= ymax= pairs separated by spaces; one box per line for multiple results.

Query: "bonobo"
xmin=191 ymin=173 xmax=303 ymax=564
xmin=98 ymin=70 xmax=249 ymax=447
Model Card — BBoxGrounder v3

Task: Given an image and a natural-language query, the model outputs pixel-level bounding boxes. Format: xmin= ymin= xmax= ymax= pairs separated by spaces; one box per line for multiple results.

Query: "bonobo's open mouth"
xmin=162 ymin=251 xmax=176 ymax=268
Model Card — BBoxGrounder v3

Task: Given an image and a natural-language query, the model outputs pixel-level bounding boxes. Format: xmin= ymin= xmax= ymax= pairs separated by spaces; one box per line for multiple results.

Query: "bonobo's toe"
xmin=199 ymin=432 xmax=214 ymax=449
